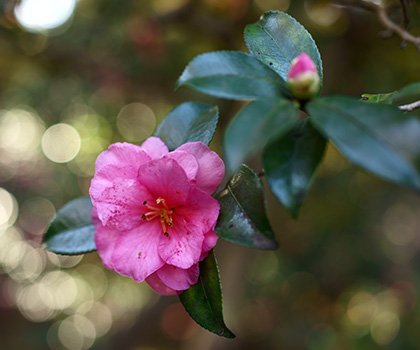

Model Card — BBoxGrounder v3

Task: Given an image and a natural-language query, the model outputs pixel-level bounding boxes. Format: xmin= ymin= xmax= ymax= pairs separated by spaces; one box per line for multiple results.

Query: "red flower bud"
xmin=287 ymin=53 xmax=320 ymax=100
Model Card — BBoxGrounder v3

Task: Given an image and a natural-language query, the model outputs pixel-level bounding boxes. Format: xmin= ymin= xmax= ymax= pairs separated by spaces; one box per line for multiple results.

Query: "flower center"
xmin=141 ymin=197 xmax=175 ymax=237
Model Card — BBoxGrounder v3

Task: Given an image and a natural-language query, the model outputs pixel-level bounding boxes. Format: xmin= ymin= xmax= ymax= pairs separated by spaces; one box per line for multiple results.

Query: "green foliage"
xmin=215 ymin=165 xmax=278 ymax=249
xmin=307 ymin=96 xmax=420 ymax=191
xmin=263 ymin=121 xmax=327 ymax=218
xmin=392 ymin=82 xmax=420 ymax=105
xmin=179 ymin=250 xmax=235 ymax=338
xmin=177 ymin=51 xmax=289 ymax=100
xmin=43 ymin=197 xmax=96 ymax=255
xmin=361 ymin=92 xmax=397 ymax=104
xmin=244 ymin=11 xmax=323 ymax=83
xmin=223 ymin=98 xmax=299 ymax=173
xmin=155 ymin=102 xmax=219 ymax=150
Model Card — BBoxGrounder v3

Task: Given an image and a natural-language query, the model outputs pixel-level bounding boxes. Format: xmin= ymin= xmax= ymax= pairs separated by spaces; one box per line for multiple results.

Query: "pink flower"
xmin=89 ymin=137 xmax=225 ymax=295
xmin=287 ymin=52 xmax=320 ymax=100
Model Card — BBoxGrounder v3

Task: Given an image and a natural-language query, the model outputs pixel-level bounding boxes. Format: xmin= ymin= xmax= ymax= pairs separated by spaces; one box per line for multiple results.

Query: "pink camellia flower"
xmin=89 ymin=137 xmax=225 ymax=295
xmin=287 ymin=52 xmax=320 ymax=100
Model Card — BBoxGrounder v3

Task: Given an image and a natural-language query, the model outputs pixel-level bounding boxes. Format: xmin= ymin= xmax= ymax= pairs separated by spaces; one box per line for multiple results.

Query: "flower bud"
xmin=287 ymin=53 xmax=320 ymax=100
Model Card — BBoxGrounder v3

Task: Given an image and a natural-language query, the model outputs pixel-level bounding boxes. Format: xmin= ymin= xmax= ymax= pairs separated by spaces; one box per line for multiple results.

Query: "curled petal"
xmin=138 ymin=158 xmax=191 ymax=206
xmin=164 ymin=150 xmax=198 ymax=184
xmin=140 ymin=136 xmax=169 ymax=159
xmin=158 ymin=221 xmax=204 ymax=269
xmin=146 ymin=272 xmax=179 ymax=296
xmin=156 ymin=263 xmax=200 ymax=291
xmin=177 ymin=142 xmax=225 ymax=194
xmin=200 ymin=230 xmax=219 ymax=260
xmin=110 ymin=220 xmax=165 ymax=282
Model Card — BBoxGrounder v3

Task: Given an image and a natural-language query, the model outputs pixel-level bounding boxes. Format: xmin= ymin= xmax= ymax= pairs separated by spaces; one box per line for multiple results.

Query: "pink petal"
xmin=93 ymin=178 xmax=152 ymax=231
xmin=146 ymin=272 xmax=179 ymax=295
xmin=93 ymin=221 xmax=120 ymax=271
xmin=110 ymin=220 xmax=165 ymax=282
xmin=156 ymin=263 xmax=199 ymax=291
xmin=287 ymin=53 xmax=317 ymax=80
xmin=177 ymin=142 xmax=224 ymax=194
xmin=158 ymin=221 xmax=204 ymax=269
xmin=138 ymin=158 xmax=191 ymax=206
xmin=90 ymin=143 xmax=151 ymax=201
xmin=164 ymin=150 xmax=198 ymax=183
xmin=200 ymin=230 xmax=219 ymax=260
xmin=140 ymin=136 xmax=169 ymax=159
xmin=175 ymin=187 xmax=220 ymax=234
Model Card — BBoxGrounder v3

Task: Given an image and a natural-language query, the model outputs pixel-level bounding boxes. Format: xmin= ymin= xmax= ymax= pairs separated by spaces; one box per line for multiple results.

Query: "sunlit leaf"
xmin=155 ymin=102 xmax=218 ymax=150
xmin=179 ymin=250 xmax=235 ymax=338
xmin=361 ymin=92 xmax=397 ymax=104
xmin=244 ymin=11 xmax=323 ymax=83
xmin=215 ymin=164 xmax=278 ymax=249
xmin=177 ymin=51 xmax=289 ymax=100
xmin=263 ymin=121 xmax=326 ymax=218
xmin=307 ymin=96 xmax=420 ymax=190
xmin=223 ymin=98 xmax=299 ymax=173
xmin=43 ymin=197 xmax=96 ymax=255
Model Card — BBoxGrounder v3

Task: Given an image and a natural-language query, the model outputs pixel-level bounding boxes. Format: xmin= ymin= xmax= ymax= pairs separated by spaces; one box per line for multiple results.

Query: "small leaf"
xmin=307 ymin=96 xmax=420 ymax=190
xmin=179 ymin=250 xmax=235 ymax=338
xmin=43 ymin=197 xmax=96 ymax=255
xmin=263 ymin=121 xmax=326 ymax=218
xmin=391 ymin=82 xmax=420 ymax=105
xmin=177 ymin=51 xmax=289 ymax=100
xmin=244 ymin=11 xmax=323 ymax=83
xmin=361 ymin=92 xmax=397 ymax=104
xmin=215 ymin=164 xmax=278 ymax=249
xmin=155 ymin=102 xmax=219 ymax=150
xmin=223 ymin=98 xmax=299 ymax=173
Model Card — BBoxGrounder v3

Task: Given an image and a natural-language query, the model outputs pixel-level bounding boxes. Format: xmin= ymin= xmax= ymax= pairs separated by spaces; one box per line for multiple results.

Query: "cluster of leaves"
xmin=43 ymin=11 xmax=420 ymax=337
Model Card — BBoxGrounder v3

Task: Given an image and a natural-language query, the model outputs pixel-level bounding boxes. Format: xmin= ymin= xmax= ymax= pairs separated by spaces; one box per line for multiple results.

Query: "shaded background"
xmin=1 ymin=0 xmax=420 ymax=349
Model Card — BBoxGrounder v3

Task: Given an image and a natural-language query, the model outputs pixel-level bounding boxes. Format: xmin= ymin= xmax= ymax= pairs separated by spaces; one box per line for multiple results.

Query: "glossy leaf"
xmin=244 ymin=11 xmax=323 ymax=83
xmin=223 ymin=98 xmax=299 ymax=173
xmin=391 ymin=82 xmax=420 ymax=105
xmin=263 ymin=121 xmax=326 ymax=218
xmin=179 ymin=250 xmax=235 ymax=338
xmin=43 ymin=197 xmax=96 ymax=255
xmin=215 ymin=164 xmax=278 ymax=249
xmin=155 ymin=102 xmax=218 ymax=150
xmin=177 ymin=51 xmax=288 ymax=100
xmin=307 ymin=96 xmax=420 ymax=190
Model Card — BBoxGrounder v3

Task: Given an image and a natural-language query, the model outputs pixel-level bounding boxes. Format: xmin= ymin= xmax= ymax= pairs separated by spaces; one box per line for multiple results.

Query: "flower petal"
xmin=156 ymin=263 xmax=200 ymax=291
xmin=138 ymin=158 xmax=191 ymax=206
xmin=90 ymin=143 xmax=151 ymax=201
xmin=140 ymin=136 xmax=169 ymax=159
xmin=93 ymin=178 xmax=152 ymax=231
xmin=158 ymin=221 xmax=204 ymax=269
xmin=177 ymin=142 xmax=225 ymax=194
xmin=200 ymin=230 xmax=219 ymax=260
xmin=176 ymin=188 xmax=220 ymax=234
xmin=110 ymin=220 xmax=165 ymax=282
xmin=146 ymin=272 xmax=179 ymax=296
xmin=164 ymin=150 xmax=198 ymax=183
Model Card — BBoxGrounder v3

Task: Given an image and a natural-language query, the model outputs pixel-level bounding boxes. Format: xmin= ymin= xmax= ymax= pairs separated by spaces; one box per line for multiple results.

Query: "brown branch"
xmin=399 ymin=100 xmax=420 ymax=111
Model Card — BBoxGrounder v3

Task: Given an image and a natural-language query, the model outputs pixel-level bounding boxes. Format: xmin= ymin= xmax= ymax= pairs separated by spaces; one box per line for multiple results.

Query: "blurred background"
xmin=0 ymin=0 xmax=420 ymax=349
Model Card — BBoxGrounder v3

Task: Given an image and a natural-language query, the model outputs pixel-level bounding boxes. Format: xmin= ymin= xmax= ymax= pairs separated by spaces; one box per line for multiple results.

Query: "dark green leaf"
xmin=176 ymin=51 xmax=288 ymax=100
xmin=43 ymin=197 xmax=96 ymax=255
xmin=223 ymin=98 xmax=299 ymax=173
xmin=307 ymin=96 xmax=420 ymax=190
xmin=215 ymin=164 xmax=278 ymax=249
xmin=263 ymin=121 xmax=326 ymax=218
xmin=244 ymin=11 xmax=323 ymax=83
xmin=179 ymin=250 xmax=235 ymax=338
xmin=155 ymin=102 xmax=218 ymax=150
xmin=391 ymin=82 xmax=420 ymax=105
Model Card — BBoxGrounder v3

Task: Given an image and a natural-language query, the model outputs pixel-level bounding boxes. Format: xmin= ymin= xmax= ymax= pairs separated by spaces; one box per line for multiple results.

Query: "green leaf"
xmin=244 ymin=11 xmax=323 ymax=83
xmin=43 ymin=197 xmax=96 ymax=255
xmin=176 ymin=51 xmax=289 ymax=100
xmin=155 ymin=102 xmax=219 ymax=150
xmin=391 ymin=82 xmax=420 ymax=105
xmin=223 ymin=98 xmax=299 ymax=173
xmin=307 ymin=96 xmax=420 ymax=190
xmin=263 ymin=121 xmax=326 ymax=218
xmin=179 ymin=250 xmax=235 ymax=338
xmin=215 ymin=164 xmax=278 ymax=249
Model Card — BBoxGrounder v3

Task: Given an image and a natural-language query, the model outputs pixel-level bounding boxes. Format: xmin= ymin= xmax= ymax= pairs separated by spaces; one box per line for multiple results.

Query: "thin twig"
xmin=399 ymin=100 xmax=420 ymax=111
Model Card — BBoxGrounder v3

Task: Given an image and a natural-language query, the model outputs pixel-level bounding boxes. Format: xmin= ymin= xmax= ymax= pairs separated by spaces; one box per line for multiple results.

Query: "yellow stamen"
xmin=142 ymin=197 xmax=174 ymax=236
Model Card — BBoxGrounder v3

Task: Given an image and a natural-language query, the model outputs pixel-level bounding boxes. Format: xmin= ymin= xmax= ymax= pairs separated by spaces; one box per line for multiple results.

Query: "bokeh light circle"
xmin=42 ymin=123 xmax=81 ymax=163
xmin=117 ymin=103 xmax=156 ymax=142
